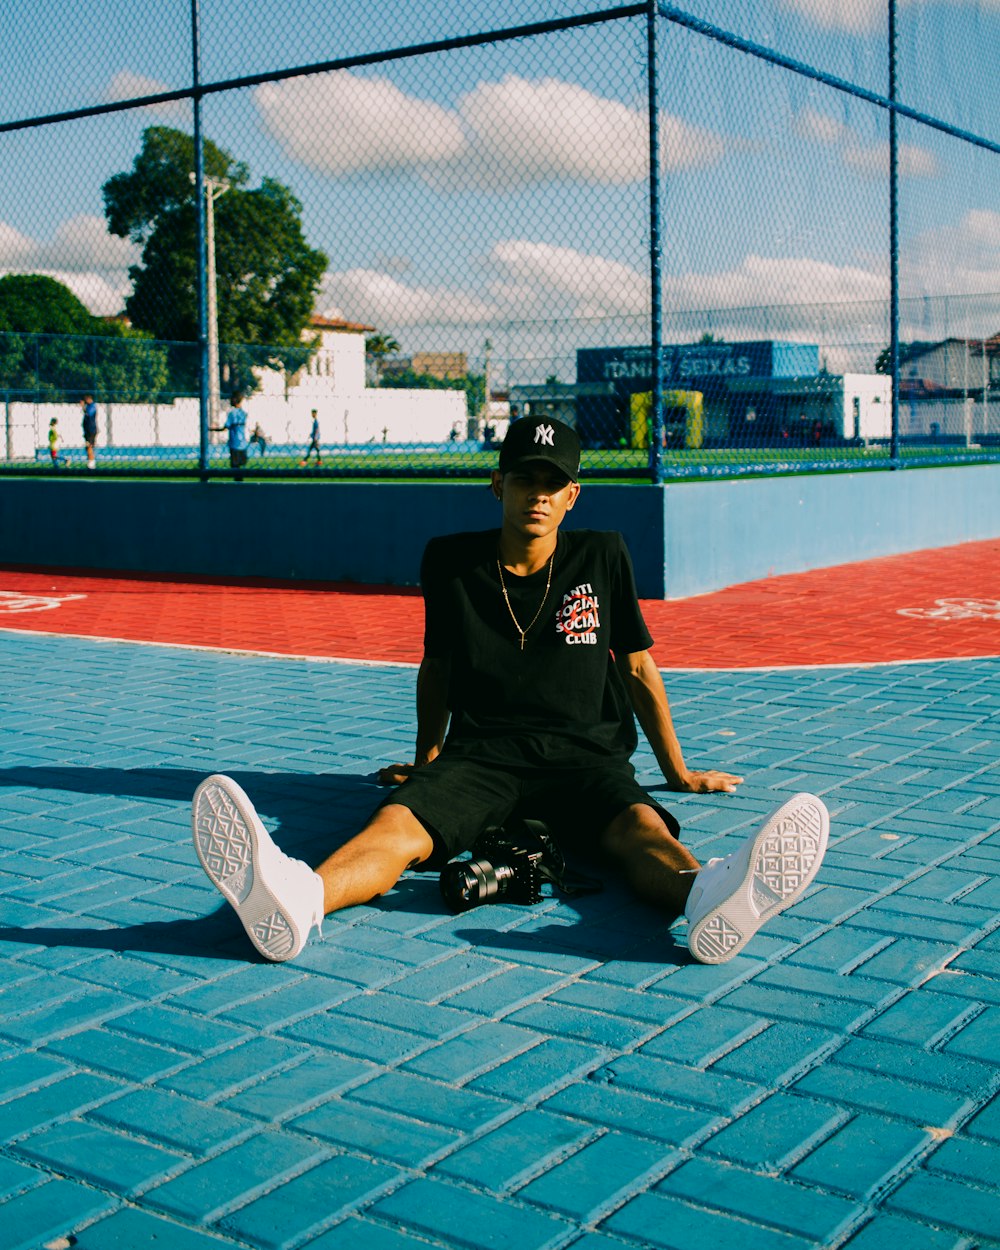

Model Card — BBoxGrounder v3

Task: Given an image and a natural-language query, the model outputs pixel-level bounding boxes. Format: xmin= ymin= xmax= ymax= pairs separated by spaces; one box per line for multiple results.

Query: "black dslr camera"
xmin=439 ymin=820 xmax=551 ymax=913
xmin=438 ymin=818 xmax=603 ymax=913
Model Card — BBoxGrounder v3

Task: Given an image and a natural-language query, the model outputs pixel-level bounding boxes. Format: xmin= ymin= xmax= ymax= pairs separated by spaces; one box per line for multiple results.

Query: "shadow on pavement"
xmin=0 ymin=764 xmax=384 ymax=856
xmin=0 ymin=765 xmax=690 ymax=967
xmin=0 ymin=914 xmax=250 ymax=962
xmin=0 ymin=765 xmax=386 ymax=962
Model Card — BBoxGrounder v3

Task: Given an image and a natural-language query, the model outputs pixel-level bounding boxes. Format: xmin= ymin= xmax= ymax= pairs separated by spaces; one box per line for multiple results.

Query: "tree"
xmin=0 ymin=275 xmax=93 ymax=397
xmin=91 ymin=320 xmax=169 ymax=403
xmin=0 ymin=273 xmax=167 ymax=401
xmin=103 ymin=126 xmax=327 ymax=392
xmin=875 ymin=343 xmax=917 ymax=374
xmin=0 ymin=274 xmax=95 ymax=336
xmin=365 ymin=332 xmax=400 ymax=384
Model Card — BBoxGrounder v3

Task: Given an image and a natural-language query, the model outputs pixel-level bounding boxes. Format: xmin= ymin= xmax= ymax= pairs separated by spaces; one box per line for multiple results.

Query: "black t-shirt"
xmin=421 ymin=528 xmax=653 ymax=768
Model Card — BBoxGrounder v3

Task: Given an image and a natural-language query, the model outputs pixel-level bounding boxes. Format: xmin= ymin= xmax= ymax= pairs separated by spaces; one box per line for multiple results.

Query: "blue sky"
xmin=2 ymin=0 xmax=1000 ymax=379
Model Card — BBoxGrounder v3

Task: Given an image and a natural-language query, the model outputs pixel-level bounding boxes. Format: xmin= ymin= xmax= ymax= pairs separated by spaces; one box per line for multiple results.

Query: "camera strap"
xmin=484 ymin=817 xmax=604 ymax=898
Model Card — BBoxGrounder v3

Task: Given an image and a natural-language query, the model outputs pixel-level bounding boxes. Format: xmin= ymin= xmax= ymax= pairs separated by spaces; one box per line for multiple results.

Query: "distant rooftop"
xmin=310 ymin=314 xmax=376 ymax=334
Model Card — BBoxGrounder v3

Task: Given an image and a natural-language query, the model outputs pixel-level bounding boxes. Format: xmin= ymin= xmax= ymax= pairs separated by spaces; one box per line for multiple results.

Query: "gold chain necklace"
xmin=496 ymin=551 xmax=555 ymax=650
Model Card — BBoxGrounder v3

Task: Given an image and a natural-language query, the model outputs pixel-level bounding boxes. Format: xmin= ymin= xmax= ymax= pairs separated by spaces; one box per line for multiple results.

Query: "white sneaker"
xmin=192 ymin=774 xmax=324 ymax=961
xmin=685 ymin=792 xmax=829 ymax=965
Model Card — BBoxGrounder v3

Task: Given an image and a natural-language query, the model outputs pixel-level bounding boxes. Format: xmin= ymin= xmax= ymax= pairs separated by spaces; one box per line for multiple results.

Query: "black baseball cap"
xmin=498 ymin=416 xmax=581 ymax=482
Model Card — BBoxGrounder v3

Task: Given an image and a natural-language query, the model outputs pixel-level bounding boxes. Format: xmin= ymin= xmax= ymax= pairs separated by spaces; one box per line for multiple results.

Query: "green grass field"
xmin=7 ymin=442 xmax=997 ymax=481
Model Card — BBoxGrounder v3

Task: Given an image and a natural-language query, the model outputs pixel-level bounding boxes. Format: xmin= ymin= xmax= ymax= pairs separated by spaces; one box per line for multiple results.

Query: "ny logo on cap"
xmin=534 ymin=423 xmax=555 ymax=447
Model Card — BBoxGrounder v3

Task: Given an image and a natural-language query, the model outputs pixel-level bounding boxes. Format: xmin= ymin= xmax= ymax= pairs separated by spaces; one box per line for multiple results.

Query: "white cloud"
xmin=665 ymin=253 xmax=888 ymax=309
xmin=0 ymin=216 xmax=136 ymax=315
xmin=0 ymin=223 xmax=35 ymax=266
xmin=257 ymin=71 xmax=726 ymax=190
xmin=488 ymin=241 xmax=650 ymax=317
xmin=256 ymin=74 xmax=465 ymax=176
xmin=318 ymin=217 xmax=1000 ymax=379
xmin=34 ymin=215 xmax=138 ymax=274
xmin=843 ymin=141 xmax=940 ymax=178
xmin=429 ymin=76 xmax=724 ymax=190
xmin=104 ymin=71 xmax=187 ymax=120
xmin=780 ymin=0 xmax=1000 ymax=33
xmin=795 ymin=107 xmax=850 ymax=145
xmin=778 ymin=0 xmax=888 ymax=33
xmin=794 ymin=107 xmax=939 ymax=178
xmin=902 ymin=208 xmax=1000 ymax=297
xmin=321 ymin=269 xmax=493 ymax=326
xmin=962 ymin=209 xmax=1000 ymax=245
xmin=319 ymin=242 xmax=651 ymax=327
xmin=659 ymin=113 xmax=727 ymax=172
xmin=321 ymin=242 xmax=893 ymax=333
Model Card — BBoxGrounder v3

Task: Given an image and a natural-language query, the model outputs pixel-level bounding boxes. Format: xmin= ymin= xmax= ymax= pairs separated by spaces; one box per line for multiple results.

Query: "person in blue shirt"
xmin=80 ymin=395 xmax=98 ymax=469
xmin=300 ymin=409 xmax=322 ymax=467
xmin=211 ymin=392 xmax=250 ymax=479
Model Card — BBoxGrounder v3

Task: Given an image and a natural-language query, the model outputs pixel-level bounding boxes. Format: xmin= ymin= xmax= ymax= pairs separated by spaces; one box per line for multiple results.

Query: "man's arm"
xmin=377 ymin=655 xmax=451 ymax=785
xmin=617 ymin=649 xmax=743 ymax=793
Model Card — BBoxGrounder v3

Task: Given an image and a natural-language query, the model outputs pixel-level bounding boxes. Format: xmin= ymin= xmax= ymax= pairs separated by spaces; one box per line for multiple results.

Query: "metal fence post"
xmin=647 ymin=1 xmax=665 ymax=484
xmin=191 ymin=0 xmax=210 ymax=478
xmin=889 ymin=0 xmax=901 ymax=467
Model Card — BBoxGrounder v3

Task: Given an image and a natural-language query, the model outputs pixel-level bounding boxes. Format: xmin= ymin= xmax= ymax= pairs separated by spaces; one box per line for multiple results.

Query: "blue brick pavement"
xmin=0 ymin=631 xmax=999 ymax=1250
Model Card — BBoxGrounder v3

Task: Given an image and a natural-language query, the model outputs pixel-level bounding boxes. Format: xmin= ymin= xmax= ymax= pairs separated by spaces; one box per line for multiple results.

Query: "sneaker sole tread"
xmin=688 ymin=794 xmax=829 ymax=964
xmin=192 ymin=775 xmax=304 ymax=961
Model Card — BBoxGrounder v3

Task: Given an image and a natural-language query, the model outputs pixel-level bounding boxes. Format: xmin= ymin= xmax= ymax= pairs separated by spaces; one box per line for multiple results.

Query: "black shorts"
xmin=380 ymin=753 xmax=680 ymax=868
xmin=230 ymin=448 xmax=248 ymax=468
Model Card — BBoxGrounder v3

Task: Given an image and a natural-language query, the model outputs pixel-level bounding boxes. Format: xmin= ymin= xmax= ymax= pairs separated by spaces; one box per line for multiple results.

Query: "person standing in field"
xmin=48 ymin=418 xmax=62 ymax=468
xmin=211 ymin=392 xmax=250 ymax=480
xmin=300 ymin=409 xmax=322 ymax=467
xmin=80 ymin=395 xmax=98 ymax=469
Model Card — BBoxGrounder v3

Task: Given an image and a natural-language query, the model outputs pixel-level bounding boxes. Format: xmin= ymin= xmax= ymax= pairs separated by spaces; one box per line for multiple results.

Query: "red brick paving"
xmin=0 ymin=538 xmax=997 ymax=669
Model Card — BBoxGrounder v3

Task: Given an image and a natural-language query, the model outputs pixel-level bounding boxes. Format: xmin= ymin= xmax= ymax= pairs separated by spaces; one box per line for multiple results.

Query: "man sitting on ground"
xmin=192 ymin=416 xmax=829 ymax=965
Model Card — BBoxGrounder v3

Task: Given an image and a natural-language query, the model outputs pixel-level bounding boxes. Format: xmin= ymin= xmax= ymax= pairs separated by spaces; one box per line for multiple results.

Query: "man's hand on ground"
xmin=377 ymin=748 xmax=440 ymax=786
xmin=670 ymin=769 xmax=744 ymax=794
xmin=376 ymin=762 xmax=414 ymax=785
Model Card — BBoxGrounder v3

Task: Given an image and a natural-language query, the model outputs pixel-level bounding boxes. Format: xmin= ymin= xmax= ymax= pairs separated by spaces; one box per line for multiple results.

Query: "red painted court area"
xmin=1 ymin=538 xmax=997 ymax=669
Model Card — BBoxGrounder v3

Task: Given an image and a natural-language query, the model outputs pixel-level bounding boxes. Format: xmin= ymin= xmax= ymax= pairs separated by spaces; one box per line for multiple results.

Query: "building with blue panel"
xmin=573 ymin=340 xmax=825 ymax=447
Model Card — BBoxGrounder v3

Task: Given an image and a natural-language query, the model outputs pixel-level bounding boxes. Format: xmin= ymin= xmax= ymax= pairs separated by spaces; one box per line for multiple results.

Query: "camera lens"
xmin=439 ymin=858 xmax=516 ymax=912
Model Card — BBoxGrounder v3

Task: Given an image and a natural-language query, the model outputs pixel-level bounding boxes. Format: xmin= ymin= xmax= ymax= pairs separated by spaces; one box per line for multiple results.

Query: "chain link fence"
xmin=2 ymin=1 xmax=999 ymax=479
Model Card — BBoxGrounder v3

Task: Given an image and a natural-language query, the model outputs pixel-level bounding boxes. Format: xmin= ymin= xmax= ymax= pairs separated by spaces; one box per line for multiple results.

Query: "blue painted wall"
xmin=0 ymin=465 xmax=997 ymax=599
xmin=660 ymin=463 xmax=1000 ymax=597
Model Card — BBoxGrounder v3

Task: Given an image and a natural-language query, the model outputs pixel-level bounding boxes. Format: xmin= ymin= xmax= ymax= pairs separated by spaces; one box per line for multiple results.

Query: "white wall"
xmin=840 ymin=374 xmax=892 ymax=440
xmin=903 ymin=398 xmax=999 ymax=439
xmin=240 ymin=388 xmax=466 ymax=446
xmin=257 ymin=329 xmax=367 ymax=399
xmin=2 ymin=400 xmax=204 ymax=458
xmin=2 ymin=389 xmax=468 ymax=458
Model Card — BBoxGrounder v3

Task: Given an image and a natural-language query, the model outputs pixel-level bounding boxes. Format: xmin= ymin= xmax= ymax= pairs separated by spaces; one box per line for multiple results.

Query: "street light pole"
xmin=191 ymin=172 xmax=229 ymax=432
xmin=190 ymin=0 xmax=209 ymax=475
xmin=204 ymin=176 xmax=229 ymax=430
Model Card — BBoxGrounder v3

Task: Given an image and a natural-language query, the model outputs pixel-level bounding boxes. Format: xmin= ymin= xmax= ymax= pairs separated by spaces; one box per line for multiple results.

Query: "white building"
xmin=837 ymin=373 xmax=892 ymax=441
xmin=6 ymin=315 xmax=468 ymax=459
xmin=231 ymin=315 xmax=468 ymax=446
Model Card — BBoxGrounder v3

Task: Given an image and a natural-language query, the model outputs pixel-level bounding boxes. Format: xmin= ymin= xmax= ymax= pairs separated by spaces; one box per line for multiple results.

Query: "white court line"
xmin=1 ymin=624 xmax=996 ymax=673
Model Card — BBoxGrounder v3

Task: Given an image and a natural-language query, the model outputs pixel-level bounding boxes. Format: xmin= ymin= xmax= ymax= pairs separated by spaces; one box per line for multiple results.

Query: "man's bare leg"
xmin=193 ymin=777 xmax=434 ymax=962
xmin=599 ymin=803 xmax=699 ymax=916
xmin=600 ymin=795 xmax=830 ymax=964
xmin=313 ymin=804 xmax=436 ymax=913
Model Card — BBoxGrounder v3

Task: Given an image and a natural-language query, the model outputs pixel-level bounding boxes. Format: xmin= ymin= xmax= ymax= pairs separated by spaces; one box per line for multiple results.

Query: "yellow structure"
xmin=630 ymin=390 xmax=704 ymax=449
